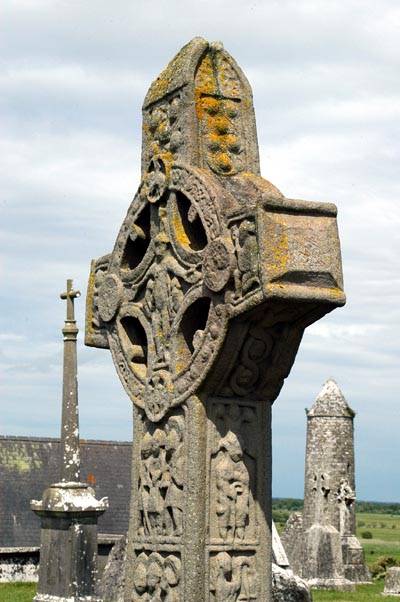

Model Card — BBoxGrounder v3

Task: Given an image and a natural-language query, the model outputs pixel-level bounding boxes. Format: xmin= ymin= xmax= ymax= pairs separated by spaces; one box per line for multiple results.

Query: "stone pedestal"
xmin=85 ymin=38 xmax=345 ymax=602
xmin=303 ymin=525 xmax=354 ymax=591
xmin=342 ymin=535 xmax=372 ymax=583
xmin=32 ymin=483 xmax=107 ymax=602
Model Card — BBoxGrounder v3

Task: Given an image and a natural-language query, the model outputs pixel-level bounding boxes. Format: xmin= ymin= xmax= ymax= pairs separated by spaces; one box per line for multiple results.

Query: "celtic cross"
xmin=86 ymin=38 xmax=345 ymax=602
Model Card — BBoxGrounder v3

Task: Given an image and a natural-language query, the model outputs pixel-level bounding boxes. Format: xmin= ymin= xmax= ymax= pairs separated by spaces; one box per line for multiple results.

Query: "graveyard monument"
xmin=31 ymin=280 xmax=108 ymax=601
xmin=85 ymin=38 xmax=346 ymax=602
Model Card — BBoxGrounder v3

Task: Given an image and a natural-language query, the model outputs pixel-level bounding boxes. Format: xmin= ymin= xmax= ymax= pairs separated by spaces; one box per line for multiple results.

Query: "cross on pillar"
xmin=85 ymin=38 xmax=345 ymax=602
xmin=31 ymin=279 xmax=108 ymax=602
xmin=60 ymin=279 xmax=81 ymax=482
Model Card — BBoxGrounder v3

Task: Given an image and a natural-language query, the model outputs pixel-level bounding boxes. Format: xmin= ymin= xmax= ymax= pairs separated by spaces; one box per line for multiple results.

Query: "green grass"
xmin=312 ymin=581 xmax=384 ymax=602
xmin=0 ymin=582 xmax=37 ymax=602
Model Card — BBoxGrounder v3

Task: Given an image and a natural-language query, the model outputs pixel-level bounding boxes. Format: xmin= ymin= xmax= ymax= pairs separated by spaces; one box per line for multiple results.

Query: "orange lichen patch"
xmin=214 ymin=152 xmax=234 ymax=173
xmin=267 ymin=220 xmax=290 ymax=275
xmin=195 ymin=52 xmax=217 ymax=100
xmin=87 ymin=473 xmax=96 ymax=485
xmin=172 ymin=210 xmax=191 ymax=248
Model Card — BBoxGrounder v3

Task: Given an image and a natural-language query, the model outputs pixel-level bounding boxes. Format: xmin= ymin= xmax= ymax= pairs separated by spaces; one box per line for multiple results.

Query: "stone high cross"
xmin=86 ymin=38 xmax=345 ymax=602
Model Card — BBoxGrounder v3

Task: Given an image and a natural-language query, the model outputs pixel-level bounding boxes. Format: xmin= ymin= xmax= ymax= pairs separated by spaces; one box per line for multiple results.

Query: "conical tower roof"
xmin=307 ymin=377 xmax=355 ymax=417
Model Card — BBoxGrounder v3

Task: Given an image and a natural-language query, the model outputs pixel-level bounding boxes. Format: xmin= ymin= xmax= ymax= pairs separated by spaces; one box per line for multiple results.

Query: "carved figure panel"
xmin=210 ymin=552 xmax=258 ymax=602
xmin=137 ymin=412 xmax=185 ymax=539
xmin=133 ymin=551 xmax=182 ymax=602
xmin=209 ymin=402 xmax=258 ymax=543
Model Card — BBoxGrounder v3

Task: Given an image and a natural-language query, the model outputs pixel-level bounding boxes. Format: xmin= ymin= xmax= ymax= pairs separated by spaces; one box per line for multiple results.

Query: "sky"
xmin=1 ymin=0 xmax=399 ymax=502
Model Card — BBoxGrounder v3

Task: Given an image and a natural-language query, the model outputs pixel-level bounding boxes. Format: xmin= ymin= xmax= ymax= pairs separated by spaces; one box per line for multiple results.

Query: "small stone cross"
xmin=60 ymin=279 xmax=80 ymax=322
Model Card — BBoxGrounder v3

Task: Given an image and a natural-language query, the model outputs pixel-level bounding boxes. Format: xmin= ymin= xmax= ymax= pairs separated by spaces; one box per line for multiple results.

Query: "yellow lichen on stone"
xmin=173 ymin=211 xmax=191 ymax=248
xmin=85 ymin=269 xmax=96 ymax=339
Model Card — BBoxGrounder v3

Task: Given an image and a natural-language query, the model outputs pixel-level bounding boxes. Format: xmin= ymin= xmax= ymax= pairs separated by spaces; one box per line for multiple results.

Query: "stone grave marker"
xmin=86 ymin=38 xmax=345 ymax=602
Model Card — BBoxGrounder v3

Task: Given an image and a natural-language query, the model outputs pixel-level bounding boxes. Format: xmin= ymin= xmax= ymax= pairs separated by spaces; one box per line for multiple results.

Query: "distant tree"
xmin=361 ymin=531 xmax=373 ymax=539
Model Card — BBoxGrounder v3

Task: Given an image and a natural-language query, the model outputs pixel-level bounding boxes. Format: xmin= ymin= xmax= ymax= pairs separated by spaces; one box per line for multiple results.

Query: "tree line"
xmin=272 ymin=498 xmax=400 ymax=527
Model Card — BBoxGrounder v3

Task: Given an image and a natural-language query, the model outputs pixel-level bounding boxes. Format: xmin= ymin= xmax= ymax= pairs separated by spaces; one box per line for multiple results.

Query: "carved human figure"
xmin=147 ymin=553 xmax=164 ymax=602
xmin=163 ymin=555 xmax=182 ymax=602
xmin=232 ymin=219 xmax=259 ymax=296
xmin=211 ymin=553 xmax=256 ymax=602
xmin=142 ymin=230 xmax=200 ymax=367
xmin=137 ymin=429 xmax=166 ymax=537
xmin=147 ymin=430 xmax=167 ymax=535
xmin=138 ymin=432 xmax=153 ymax=536
xmin=211 ymin=552 xmax=241 ymax=602
xmin=215 ymin=432 xmax=250 ymax=541
xmin=337 ymin=478 xmax=356 ymax=536
xmin=237 ymin=559 xmax=258 ymax=602
xmin=133 ymin=554 xmax=149 ymax=602
xmin=163 ymin=416 xmax=185 ymax=536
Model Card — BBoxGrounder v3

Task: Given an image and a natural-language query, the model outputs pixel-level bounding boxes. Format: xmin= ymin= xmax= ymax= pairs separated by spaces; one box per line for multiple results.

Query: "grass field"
xmin=1 ymin=512 xmax=399 ymax=601
xmin=312 ymin=581 xmax=385 ymax=602
xmin=356 ymin=512 xmax=400 ymax=568
xmin=0 ymin=582 xmax=36 ymax=602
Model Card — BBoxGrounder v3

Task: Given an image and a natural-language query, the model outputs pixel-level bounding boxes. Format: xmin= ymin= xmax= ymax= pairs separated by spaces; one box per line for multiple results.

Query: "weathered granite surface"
xmin=86 ymin=38 xmax=345 ymax=602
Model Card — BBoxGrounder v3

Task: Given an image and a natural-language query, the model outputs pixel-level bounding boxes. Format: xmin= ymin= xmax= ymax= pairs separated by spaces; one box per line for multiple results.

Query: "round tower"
xmin=303 ymin=377 xmax=356 ymax=534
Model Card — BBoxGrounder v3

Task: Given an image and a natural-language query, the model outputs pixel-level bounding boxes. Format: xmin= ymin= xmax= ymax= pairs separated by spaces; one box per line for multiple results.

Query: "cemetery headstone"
xmin=384 ymin=567 xmax=400 ymax=597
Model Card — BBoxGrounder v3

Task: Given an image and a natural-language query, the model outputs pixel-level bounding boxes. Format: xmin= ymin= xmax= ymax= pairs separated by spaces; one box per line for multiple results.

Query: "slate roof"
xmin=0 ymin=436 xmax=132 ymax=548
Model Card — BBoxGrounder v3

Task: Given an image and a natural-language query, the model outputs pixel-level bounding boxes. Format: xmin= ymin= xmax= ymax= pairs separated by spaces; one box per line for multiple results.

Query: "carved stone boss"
xmin=86 ymin=38 xmax=345 ymax=602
